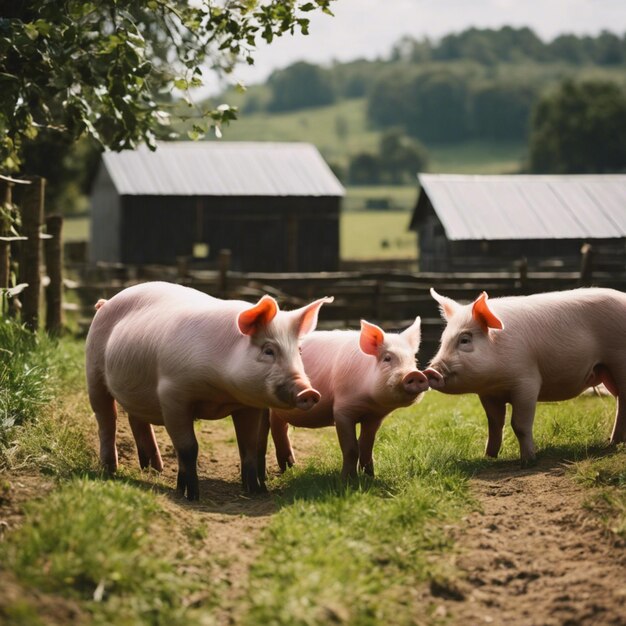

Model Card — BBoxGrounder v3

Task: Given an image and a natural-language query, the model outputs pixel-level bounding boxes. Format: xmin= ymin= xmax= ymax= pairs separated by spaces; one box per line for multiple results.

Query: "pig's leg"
xmin=510 ymin=389 xmax=539 ymax=467
xmin=597 ymin=365 xmax=626 ymax=444
xmin=88 ymin=378 xmax=118 ymax=473
xmin=162 ymin=406 xmax=199 ymax=500
xmin=270 ymin=414 xmax=296 ymax=472
xmin=358 ymin=418 xmax=383 ymax=477
xmin=335 ymin=414 xmax=359 ymax=480
xmin=611 ymin=394 xmax=626 ymax=444
xmin=232 ymin=408 xmax=267 ymax=494
xmin=480 ymin=395 xmax=507 ymax=458
xmin=128 ymin=415 xmax=164 ymax=471
xmin=257 ymin=409 xmax=271 ymax=484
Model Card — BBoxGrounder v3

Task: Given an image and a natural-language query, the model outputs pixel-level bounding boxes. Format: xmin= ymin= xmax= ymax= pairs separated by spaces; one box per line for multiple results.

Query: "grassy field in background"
xmin=341 ymin=210 xmax=415 ymax=260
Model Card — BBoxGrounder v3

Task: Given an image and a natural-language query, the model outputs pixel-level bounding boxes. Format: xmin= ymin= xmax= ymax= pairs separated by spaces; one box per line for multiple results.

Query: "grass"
xmin=0 ymin=478 xmax=216 ymax=625
xmin=341 ymin=210 xmax=416 ymax=260
xmin=0 ymin=319 xmax=56 ymax=446
xmin=1 ymin=333 xmax=625 ymax=624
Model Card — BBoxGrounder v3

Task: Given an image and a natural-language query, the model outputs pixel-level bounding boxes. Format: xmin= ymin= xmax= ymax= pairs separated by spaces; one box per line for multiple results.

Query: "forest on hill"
xmin=214 ymin=26 xmax=626 ymax=183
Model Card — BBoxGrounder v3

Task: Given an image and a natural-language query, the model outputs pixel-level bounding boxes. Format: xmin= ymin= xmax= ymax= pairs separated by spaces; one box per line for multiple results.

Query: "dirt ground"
xmin=428 ymin=456 xmax=626 ymax=626
xmin=2 ymin=420 xmax=626 ymax=625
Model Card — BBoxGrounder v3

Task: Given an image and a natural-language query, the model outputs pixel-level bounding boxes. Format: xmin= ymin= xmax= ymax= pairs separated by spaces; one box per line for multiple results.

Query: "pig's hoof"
xmin=177 ymin=473 xmax=200 ymax=501
xmin=519 ymin=456 xmax=537 ymax=469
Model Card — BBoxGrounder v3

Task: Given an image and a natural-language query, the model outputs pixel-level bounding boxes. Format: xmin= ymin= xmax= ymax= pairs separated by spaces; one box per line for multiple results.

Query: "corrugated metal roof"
xmin=102 ymin=142 xmax=345 ymax=197
xmin=417 ymin=173 xmax=626 ymax=240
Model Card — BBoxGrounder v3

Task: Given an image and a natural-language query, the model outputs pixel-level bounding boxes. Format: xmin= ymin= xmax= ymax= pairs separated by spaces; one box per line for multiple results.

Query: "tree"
xmin=267 ymin=61 xmax=335 ymax=112
xmin=471 ymin=82 xmax=537 ymax=141
xmin=0 ymin=0 xmax=335 ymax=172
xmin=378 ymin=128 xmax=428 ymax=183
xmin=529 ymin=79 xmax=626 ymax=173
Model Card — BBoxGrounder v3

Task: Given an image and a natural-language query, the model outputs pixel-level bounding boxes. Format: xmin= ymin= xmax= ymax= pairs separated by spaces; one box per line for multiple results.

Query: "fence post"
xmin=579 ymin=243 xmax=593 ymax=286
xmin=0 ymin=181 xmax=12 ymax=295
xmin=517 ymin=257 xmax=528 ymax=293
xmin=218 ymin=248 xmax=231 ymax=298
xmin=19 ymin=176 xmax=45 ymax=331
xmin=45 ymin=214 xmax=64 ymax=335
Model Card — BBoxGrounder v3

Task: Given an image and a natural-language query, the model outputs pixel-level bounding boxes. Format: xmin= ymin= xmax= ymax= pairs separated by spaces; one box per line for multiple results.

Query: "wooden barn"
xmin=89 ymin=142 xmax=344 ymax=272
xmin=410 ymin=173 xmax=626 ymax=272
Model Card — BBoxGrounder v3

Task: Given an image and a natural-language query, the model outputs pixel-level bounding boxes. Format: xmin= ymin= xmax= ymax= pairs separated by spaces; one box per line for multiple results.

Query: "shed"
xmin=410 ymin=173 xmax=626 ymax=272
xmin=89 ymin=141 xmax=344 ymax=272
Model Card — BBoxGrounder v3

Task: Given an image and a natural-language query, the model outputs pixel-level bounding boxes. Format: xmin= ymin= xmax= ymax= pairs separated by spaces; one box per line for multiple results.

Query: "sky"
xmin=207 ymin=0 xmax=626 ymax=94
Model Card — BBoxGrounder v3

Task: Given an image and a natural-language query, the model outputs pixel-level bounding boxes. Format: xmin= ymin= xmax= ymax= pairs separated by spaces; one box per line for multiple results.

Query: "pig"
xmin=85 ymin=281 xmax=332 ymax=500
xmin=259 ymin=317 xmax=442 ymax=479
xmin=428 ymin=287 xmax=626 ymax=466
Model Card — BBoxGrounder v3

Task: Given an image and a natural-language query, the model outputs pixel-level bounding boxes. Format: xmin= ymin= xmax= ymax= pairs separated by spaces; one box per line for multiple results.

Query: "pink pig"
xmin=261 ymin=317 xmax=441 ymax=479
xmin=428 ymin=287 xmax=626 ymax=466
xmin=85 ymin=281 xmax=332 ymax=500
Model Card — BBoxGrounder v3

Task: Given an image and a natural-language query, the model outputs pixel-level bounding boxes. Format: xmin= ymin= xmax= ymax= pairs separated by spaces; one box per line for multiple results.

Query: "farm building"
xmin=410 ymin=173 xmax=626 ymax=272
xmin=89 ymin=142 xmax=344 ymax=272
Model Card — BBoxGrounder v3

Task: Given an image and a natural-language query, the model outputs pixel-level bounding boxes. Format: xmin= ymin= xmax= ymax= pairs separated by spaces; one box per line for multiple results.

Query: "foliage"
xmin=0 ymin=319 xmax=53 ymax=446
xmin=0 ymin=0 xmax=335 ymax=171
xmin=348 ymin=128 xmax=428 ymax=184
xmin=267 ymin=61 xmax=336 ymax=112
xmin=391 ymin=26 xmax=626 ymax=66
xmin=529 ymin=79 xmax=626 ymax=173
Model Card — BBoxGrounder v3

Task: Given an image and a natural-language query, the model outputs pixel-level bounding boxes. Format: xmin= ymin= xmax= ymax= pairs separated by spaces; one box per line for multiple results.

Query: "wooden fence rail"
xmin=72 ymin=251 xmax=626 ymax=361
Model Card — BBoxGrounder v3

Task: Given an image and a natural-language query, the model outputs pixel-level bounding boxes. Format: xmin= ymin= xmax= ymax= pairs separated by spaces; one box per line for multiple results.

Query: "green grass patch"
xmin=341 ymin=210 xmax=416 ymax=260
xmin=0 ymin=478 xmax=215 ymax=625
xmin=0 ymin=320 xmax=55 ymax=446
xmin=572 ymin=443 xmax=626 ymax=538
xmin=1 ymin=333 xmax=95 ymax=476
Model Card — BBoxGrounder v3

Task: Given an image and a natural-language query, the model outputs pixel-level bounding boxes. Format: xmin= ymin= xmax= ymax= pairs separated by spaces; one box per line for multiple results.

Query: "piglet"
xmin=428 ymin=287 xmax=626 ymax=466
xmin=261 ymin=317 xmax=440 ymax=479
xmin=85 ymin=281 xmax=332 ymax=500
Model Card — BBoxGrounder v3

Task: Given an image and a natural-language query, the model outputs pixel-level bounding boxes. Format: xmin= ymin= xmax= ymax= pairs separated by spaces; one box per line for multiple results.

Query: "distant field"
xmin=341 ymin=210 xmax=415 ymax=260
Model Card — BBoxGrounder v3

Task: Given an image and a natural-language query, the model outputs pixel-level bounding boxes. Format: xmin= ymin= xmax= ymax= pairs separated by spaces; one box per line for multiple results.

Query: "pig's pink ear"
xmin=293 ymin=296 xmax=334 ymax=337
xmin=401 ymin=316 xmax=421 ymax=352
xmin=237 ymin=295 xmax=279 ymax=336
xmin=430 ymin=288 xmax=460 ymax=320
xmin=472 ymin=292 xmax=503 ymax=333
xmin=360 ymin=320 xmax=385 ymax=356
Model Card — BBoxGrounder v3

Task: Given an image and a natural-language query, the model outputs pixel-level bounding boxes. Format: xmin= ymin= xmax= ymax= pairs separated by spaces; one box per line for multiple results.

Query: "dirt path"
xmin=429 ymin=457 xmax=626 ymax=625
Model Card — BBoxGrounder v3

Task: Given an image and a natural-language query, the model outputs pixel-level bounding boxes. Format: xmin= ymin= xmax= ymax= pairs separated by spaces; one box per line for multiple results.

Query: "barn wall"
xmin=118 ymin=195 xmax=340 ymax=271
xmin=89 ymin=165 xmax=121 ymax=263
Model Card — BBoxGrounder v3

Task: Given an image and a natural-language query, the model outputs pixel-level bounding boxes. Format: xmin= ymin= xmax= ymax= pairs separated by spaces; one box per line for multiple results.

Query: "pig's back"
xmin=492 ymin=288 xmax=626 ymax=387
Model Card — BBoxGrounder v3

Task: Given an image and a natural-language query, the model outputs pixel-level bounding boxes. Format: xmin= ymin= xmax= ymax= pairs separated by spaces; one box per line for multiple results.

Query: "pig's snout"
xmin=423 ymin=367 xmax=445 ymax=389
xmin=295 ymin=388 xmax=321 ymax=411
xmin=402 ymin=370 xmax=429 ymax=395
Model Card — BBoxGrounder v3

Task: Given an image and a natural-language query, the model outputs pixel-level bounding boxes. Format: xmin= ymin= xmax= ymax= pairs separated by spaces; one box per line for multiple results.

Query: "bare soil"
xmin=428 ymin=456 xmax=626 ymax=626
xmin=2 ymin=421 xmax=626 ymax=625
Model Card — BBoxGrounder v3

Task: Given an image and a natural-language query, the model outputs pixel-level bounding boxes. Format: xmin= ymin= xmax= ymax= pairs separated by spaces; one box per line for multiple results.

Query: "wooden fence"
xmin=72 ymin=247 xmax=626 ymax=362
xmin=0 ymin=175 xmax=64 ymax=334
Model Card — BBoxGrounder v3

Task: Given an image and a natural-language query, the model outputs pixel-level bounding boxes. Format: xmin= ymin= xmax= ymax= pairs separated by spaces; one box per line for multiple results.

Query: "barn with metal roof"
xmin=89 ymin=141 xmax=344 ymax=271
xmin=410 ymin=173 xmax=626 ymax=272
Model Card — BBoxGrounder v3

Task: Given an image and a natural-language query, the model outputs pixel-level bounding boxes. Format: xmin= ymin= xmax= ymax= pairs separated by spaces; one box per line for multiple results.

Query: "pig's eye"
xmin=382 ymin=353 xmax=392 ymax=363
xmin=262 ymin=344 xmax=277 ymax=359
xmin=458 ymin=332 xmax=473 ymax=351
